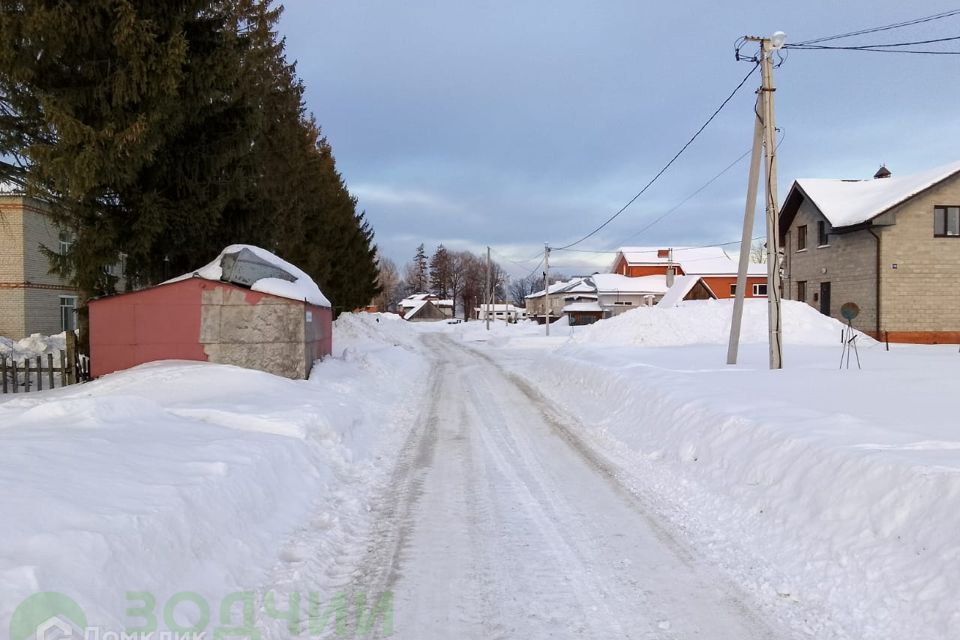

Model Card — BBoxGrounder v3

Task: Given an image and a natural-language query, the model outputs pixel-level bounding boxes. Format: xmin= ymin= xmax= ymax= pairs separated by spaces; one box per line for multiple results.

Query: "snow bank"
xmin=485 ymin=335 xmax=960 ymax=639
xmin=0 ymin=332 xmax=67 ymax=364
xmin=573 ymin=298 xmax=871 ymax=347
xmin=0 ymin=313 xmax=425 ymax=635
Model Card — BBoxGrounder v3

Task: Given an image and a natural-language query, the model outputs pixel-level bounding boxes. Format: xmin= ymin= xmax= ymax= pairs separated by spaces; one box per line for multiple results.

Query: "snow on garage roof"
xmin=167 ymin=244 xmax=331 ymax=307
xmin=795 ymin=160 xmax=960 ymax=228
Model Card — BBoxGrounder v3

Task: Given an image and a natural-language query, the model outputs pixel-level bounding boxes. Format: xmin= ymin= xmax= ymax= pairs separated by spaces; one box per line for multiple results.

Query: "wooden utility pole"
xmin=544 ymin=244 xmax=551 ymax=337
xmin=728 ymin=32 xmax=784 ymax=369
xmin=485 ymin=246 xmax=491 ymax=330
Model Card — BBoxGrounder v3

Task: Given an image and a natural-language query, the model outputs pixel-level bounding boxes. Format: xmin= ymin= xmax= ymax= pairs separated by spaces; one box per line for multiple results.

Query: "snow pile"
xmin=0 ymin=332 xmax=67 ymax=364
xmin=491 ymin=336 xmax=960 ymax=639
xmin=0 ymin=313 xmax=425 ymax=636
xmin=573 ymin=298 xmax=869 ymax=347
xmin=166 ymin=244 xmax=331 ymax=307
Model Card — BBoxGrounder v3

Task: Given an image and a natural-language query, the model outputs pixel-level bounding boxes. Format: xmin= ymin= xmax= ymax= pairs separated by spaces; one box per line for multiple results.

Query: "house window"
xmin=58 ymin=231 xmax=72 ymax=255
xmin=753 ymin=283 xmax=768 ymax=297
xmin=613 ymin=301 xmax=634 ymax=306
xmin=730 ymin=284 xmax=736 ymax=296
xmin=797 ymin=280 xmax=807 ymax=301
xmin=797 ymin=225 xmax=807 ymax=250
xmin=817 ymin=221 xmax=829 ymax=246
xmin=934 ymin=206 xmax=960 ymax=237
xmin=59 ymin=296 xmax=77 ymax=332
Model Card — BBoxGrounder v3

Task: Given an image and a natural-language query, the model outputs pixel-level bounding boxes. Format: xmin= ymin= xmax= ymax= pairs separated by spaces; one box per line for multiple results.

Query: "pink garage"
xmin=89 ymin=245 xmax=332 ymax=380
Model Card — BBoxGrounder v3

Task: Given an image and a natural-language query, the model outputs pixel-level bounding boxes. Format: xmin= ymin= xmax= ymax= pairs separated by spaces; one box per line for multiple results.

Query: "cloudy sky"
xmin=278 ymin=1 xmax=960 ymax=279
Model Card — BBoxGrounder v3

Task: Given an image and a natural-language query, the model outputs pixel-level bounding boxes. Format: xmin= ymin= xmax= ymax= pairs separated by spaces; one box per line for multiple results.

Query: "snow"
xmin=562 ymin=301 xmax=602 ymax=313
xmin=573 ymin=298 xmax=869 ymax=347
xmin=0 ymin=312 xmax=425 ymax=636
xmin=656 ymin=275 xmax=708 ymax=307
xmin=165 ymin=244 xmax=331 ymax=307
xmin=446 ymin=300 xmax=960 ymax=639
xmin=526 ymin=277 xmax=591 ymax=299
xmin=615 ymin=245 xmax=766 ymax=276
xmin=0 ymin=332 xmax=67 ymax=364
xmin=591 ymin=272 xmax=669 ymax=294
xmin=796 ymin=159 xmax=960 ymax=228
xmin=4 ymin=297 xmax=958 ymax=639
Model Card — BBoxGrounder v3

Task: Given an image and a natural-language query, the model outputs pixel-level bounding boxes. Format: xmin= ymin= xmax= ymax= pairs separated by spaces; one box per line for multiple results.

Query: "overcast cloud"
xmin=279 ymin=1 xmax=960 ymax=278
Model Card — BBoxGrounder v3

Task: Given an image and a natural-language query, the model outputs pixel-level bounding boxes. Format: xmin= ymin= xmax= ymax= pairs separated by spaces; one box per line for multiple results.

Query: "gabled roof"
xmin=526 ymin=277 xmax=591 ymax=299
xmin=656 ymin=275 xmax=715 ymax=307
xmin=613 ymin=246 xmax=765 ymax=276
xmin=782 ymin=159 xmax=960 ymax=230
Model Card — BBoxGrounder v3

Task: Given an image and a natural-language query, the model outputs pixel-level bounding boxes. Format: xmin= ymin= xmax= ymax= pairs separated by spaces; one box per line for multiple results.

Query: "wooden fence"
xmin=0 ymin=333 xmax=89 ymax=394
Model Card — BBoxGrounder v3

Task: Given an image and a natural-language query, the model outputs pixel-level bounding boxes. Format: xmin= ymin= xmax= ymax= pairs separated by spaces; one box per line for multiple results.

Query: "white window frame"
xmin=59 ymin=295 xmax=77 ymax=332
xmin=753 ymin=283 xmax=768 ymax=297
xmin=58 ymin=231 xmax=73 ymax=255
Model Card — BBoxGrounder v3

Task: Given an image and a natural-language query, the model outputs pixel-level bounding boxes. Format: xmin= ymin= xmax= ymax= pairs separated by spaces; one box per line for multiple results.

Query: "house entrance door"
xmin=820 ymin=282 xmax=831 ymax=316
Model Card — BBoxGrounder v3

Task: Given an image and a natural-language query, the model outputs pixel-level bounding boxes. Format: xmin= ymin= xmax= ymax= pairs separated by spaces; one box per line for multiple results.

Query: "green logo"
xmin=10 ymin=592 xmax=87 ymax=640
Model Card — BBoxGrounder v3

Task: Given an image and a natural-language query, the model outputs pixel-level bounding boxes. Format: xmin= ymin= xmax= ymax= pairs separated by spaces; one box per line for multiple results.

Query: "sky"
xmin=278 ymin=1 xmax=960 ymax=279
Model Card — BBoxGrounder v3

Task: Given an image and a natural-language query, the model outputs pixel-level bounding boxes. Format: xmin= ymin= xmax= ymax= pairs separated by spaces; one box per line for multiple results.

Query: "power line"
xmin=796 ymin=8 xmax=960 ymax=46
xmin=551 ymin=235 xmax=766 ymax=256
xmin=553 ymin=62 xmax=760 ymax=251
xmin=786 ymin=43 xmax=960 ymax=55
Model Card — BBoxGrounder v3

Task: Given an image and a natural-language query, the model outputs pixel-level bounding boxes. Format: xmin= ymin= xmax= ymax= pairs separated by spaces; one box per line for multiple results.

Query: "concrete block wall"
xmin=200 ymin=286 xmax=310 ymax=379
xmin=880 ymin=178 xmax=960 ymax=334
xmin=783 ymin=198 xmax=879 ymax=334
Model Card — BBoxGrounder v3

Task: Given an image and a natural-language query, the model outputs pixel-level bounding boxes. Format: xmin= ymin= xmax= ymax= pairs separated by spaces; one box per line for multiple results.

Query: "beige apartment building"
xmin=0 ymin=190 xmax=80 ymax=339
xmin=779 ymin=161 xmax=960 ymax=343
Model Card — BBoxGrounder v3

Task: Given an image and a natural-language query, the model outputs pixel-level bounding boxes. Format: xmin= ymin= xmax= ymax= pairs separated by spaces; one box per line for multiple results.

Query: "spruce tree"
xmin=429 ymin=244 xmax=451 ymax=298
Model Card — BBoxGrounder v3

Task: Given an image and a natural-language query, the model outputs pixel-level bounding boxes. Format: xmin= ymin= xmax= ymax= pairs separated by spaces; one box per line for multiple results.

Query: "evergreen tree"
xmin=429 ymin=244 xmax=451 ymax=298
xmin=411 ymin=244 xmax=429 ymax=293
xmin=0 ymin=0 xmax=382 ymax=333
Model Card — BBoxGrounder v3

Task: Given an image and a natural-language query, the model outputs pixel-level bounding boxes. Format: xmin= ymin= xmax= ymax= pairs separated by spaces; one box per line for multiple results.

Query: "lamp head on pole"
xmin=770 ymin=31 xmax=786 ymax=50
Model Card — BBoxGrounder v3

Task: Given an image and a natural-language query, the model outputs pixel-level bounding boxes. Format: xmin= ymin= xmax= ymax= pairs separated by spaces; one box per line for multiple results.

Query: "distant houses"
xmin=779 ymin=160 xmax=960 ymax=343
xmin=610 ymin=246 xmax=767 ymax=299
xmin=526 ymin=272 xmax=715 ymax=326
xmin=399 ymin=293 xmax=453 ymax=321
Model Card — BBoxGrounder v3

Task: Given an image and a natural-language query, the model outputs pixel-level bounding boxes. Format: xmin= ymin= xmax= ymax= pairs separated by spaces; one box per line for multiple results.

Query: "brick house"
xmin=611 ymin=246 xmax=767 ymax=299
xmin=0 ymin=188 xmax=81 ymax=339
xmin=779 ymin=160 xmax=960 ymax=343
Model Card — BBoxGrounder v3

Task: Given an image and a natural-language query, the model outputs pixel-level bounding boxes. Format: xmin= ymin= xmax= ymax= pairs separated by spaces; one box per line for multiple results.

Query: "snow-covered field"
xmin=0 ymin=313 xmax=427 ymax=636
xmin=453 ymin=300 xmax=960 ymax=640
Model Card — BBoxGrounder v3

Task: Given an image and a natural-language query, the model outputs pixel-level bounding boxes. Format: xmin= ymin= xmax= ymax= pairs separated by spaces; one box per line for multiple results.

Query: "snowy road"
xmin=355 ymin=333 xmax=792 ymax=639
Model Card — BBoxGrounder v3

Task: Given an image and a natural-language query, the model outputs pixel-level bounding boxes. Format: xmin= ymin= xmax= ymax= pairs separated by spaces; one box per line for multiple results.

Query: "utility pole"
xmin=544 ymin=244 xmax=551 ymax=337
xmin=485 ymin=246 xmax=491 ymax=330
xmin=728 ymin=31 xmax=785 ymax=369
xmin=726 ymin=97 xmax=763 ymax=365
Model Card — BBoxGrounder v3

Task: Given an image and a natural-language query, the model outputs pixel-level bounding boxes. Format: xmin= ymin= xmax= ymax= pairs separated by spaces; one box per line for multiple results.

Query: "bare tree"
xmin=509 ymin=273 xmax=539 ymax=307
xmin=372 ymin=256 xmax=402 ymax=312
xmin=749 ymin=241 xmax=766 ymax=264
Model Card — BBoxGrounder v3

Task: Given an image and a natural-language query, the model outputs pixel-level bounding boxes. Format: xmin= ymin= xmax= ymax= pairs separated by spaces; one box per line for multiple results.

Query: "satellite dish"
xmin=840 ymin=302 xmax=860 ymax=321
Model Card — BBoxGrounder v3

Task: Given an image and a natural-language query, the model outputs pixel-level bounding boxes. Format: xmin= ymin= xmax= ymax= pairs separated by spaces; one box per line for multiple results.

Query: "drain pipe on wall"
xmin=868 ymin=227 xmax=882 ymax=341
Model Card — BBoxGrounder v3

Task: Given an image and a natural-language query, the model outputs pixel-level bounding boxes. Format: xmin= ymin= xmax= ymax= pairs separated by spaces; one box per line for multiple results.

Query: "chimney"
xmin=665 ymin=247 xmax=675 ymax=286
xmin=874 ymin=165 xmax=891 ymax=179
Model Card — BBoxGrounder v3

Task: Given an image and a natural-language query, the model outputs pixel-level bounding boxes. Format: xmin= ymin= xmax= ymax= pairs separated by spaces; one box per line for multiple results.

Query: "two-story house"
xmin=610 ymin=246 xmax=767 ymax=299
xmin=0 ymin=187 xmax=80 ymax=339
xmin=779 ymin=160 xmax=960 ymax=343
